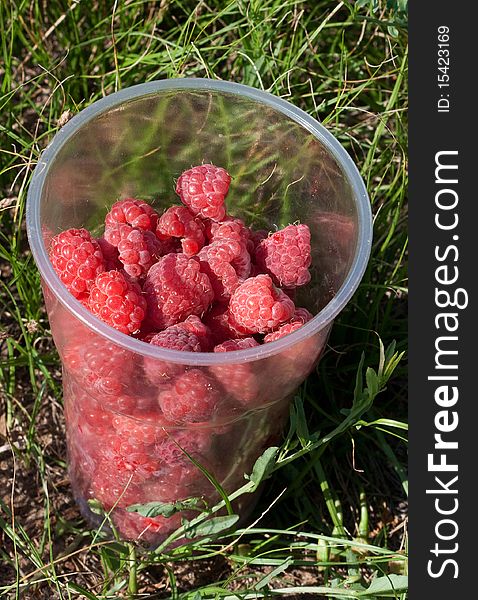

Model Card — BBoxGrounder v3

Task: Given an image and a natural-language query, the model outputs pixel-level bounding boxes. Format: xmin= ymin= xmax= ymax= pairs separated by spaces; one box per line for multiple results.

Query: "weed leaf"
xmin=246 ymin=446 xmax=279 ymax=490
xmin=127 ymin=497 xmax=206 ymax=518
xmin=184 ymin=514 xmax=239 ymax=539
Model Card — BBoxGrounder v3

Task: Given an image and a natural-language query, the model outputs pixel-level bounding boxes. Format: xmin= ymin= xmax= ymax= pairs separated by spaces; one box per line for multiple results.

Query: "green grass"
xmin=0 ymin=1 xmax=408 ymax=598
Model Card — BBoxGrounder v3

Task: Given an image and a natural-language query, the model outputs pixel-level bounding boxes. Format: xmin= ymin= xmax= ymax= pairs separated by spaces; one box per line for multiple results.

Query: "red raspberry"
xmin=91 ymin=468 xmax=142 ymax=509
xmin=88 ymin=270 xmax=146 ymax=334
xmin=203 ymin=304 xmax=246 ymax=345
xmin=213 ymin=361 xmax=261 ymax=406
xmin=49 ymin=228 xmax=105 ymax=299
xmin=157 ymin=205 xmax=205 ymax=257
xmin=255 ymin=224 xmax=312 ymax=288
xmin=264 ymin=321 xmax=304 ymax=342
xmin=144 ymin=322 xmax=204 ymax=385
xmin=104 ymin=223 xmax=162 ymax=279
xmin=74 ymin=393 xmax=113 ymax=433
xmin=176 ymin=163 xmax=231 ymax=221
xmin=206 ymin=218 xmax=252 ymax=278
xmin=210 ymin=338 xmax=262 ymax=406
xmin=264 ymin=307 xmax=313 ymax=343
xmin=143 ymin=316 xmax=212 ymax=386
xmin=105 ymin=198 xmax=159 ymax=231
xmin=143 ymin=253 xmax=214 ymax=329
xmin=112 ymin=411 xmax=170 ymax=446
xmin=176 ymin=314 xmax=214 ymax=352
xmin=197 ymin=239 xmax=242 ymax=300
xmin=229 ymin=274 xmax=295 ymax=334
xmin=154 ymin=429 xmax=211 ymax=466
xmin=158 ymin=369 xmax=220 ymax=423
xmin=63 ymin=335 xmax=133 ymax=397
xmin=150 ymin=325 xmax=203 ymax=353
xmin=102 ymin=394 xmax=138 ymax=414
xmin=214 ymin=337 xmax=260 ymax=352
xmin=97 ymin=237 xmax=121 ymax=270
xmin=68 ymin=433 xmax=97 ymax=484
xmin=111 ymin=508 xmax=182 ymax=543
xmin=99 ymin=433 xmax=160 ymax=483
xmin=207 ymin=216 xmax=254 ymax=252
xmin=140 ymin=476 xmax=185 ymax=504
xmin=209 ymin=338 xmax=261 ymax=406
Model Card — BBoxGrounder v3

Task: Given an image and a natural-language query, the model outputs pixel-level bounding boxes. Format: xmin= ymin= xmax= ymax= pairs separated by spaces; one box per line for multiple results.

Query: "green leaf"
xmin=87 ymin=498 xmax=105 ymax=516
xmin=387 ymin=25 xmax=399 ymax=38
xmin=360 ymin=574 xmax=409 ymax=596
xmin=246 ymin=446 xmax=279 ymax=490
xmin=255 ymin=556 xmax=293 ymax=589
xmin=365 ymin=367 xmax=379 ymax=400
xmin=67 ymin=583 xmax=102 ymax=600
xmin=184 ymin=514 xmax=239 ymax=539
xmin=127 ymin=497 xmax=206 ymax=518
xmin=353 ymin=352 xmax=366 ymax=406
xmin=295 ymin=397 xmax=310 ymax=448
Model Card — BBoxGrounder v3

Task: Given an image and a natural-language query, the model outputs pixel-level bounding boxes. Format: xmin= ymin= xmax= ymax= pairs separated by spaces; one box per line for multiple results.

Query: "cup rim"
xmin=26 ymin=78 xmax=372 ymax=366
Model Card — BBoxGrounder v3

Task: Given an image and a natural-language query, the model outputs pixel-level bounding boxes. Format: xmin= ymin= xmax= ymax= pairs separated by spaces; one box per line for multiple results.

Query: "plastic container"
xmin=26 ymin=79 xmax=372 ymax=545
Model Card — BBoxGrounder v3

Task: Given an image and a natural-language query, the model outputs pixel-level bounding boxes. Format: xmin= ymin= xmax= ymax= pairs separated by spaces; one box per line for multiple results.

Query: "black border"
xmin=410 ymin=2 xmax=476 ymax=594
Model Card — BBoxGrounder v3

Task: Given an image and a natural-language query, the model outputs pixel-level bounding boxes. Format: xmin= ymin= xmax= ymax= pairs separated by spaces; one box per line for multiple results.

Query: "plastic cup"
xmin=26 ymin=79 xmax=372 ymax=545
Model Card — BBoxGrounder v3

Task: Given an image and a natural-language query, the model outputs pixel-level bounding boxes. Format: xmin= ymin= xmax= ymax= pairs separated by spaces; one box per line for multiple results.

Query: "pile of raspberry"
xmin=50 ymin=163 xmax=314 ymax=544
xmin=49 ymin=162 xmax=313 ymax=348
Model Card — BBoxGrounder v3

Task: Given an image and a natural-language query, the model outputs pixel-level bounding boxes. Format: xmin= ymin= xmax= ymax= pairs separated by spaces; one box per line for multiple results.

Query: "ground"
xmin=0 ymin=1 xmax=408 ymax=598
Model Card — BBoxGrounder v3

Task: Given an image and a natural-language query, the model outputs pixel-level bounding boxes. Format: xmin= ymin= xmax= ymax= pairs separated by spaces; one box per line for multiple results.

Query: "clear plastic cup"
xmin=26 ymin=79 xmax=372 ymax=545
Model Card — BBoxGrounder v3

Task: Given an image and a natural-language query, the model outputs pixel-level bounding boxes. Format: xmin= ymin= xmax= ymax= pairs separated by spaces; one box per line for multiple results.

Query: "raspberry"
xmin=203 ymin=304 xmax=246 ymax=345
xmin=229 ymin=274 xmax=295 ymax=334
xmin=105 ymin=198 xmax=159 ymax=231
xmin=214 ymin=337 xmax=260 ymax=352
xmin=63 ymin=335 xmax=133 ymax=397
xmin=264 ymin=321 xmax=304 ymax=342
xmin=176 ymin=163 xmax=231 ymax=221
xmin=140 ymin=476 xmax=185 ymax=504
xmin=255 ymin=224 xmax=312 ymax=288
xmin=209 ymin=339 xmax=261 ymax=406
xmin=143 ymin=316 xmax=212 ymax=385
xmin=104 ymin=224 xmax=162 ymax=279
xmin=99 ymin=433 xmax=160 ymax=483
xmin=205 ymin=217 xmax=245 ymax=240
xmin=150 ymin=325 xmax=203 ymax=353
xmin=154 ymin=429 xmax=211 ymax=466
xmin=176 ymin=315 xmax=214 ymax=352
xmin=102 ymin=394 xmax=138 ymax=414
xmin=73 ymin=392 xmax=113 ymax=433
xmin=49 ymin=228 xmax=105 ymax=299
xmin=88 ymin=270 xmax=146 ymax=334
xmin=112 ymin=411 xmax=170 ymax=446
xmin=157 ymin=206 xmax=205 ymax=257
xmin=143 ymin=253 xmax=214 ymax=329
xmin=215 ymin=361 xmax=261 ymax=406
xmin=91 ymin=467 xmax=142 ymax=509
xmin=97 ymin=237 xmax=121 ymax=270
xmin=68 ymin=433 xmax=97 ymax=483
xmin=143 ymin=322 xmax=204 ymax=385
xmin=111 ymin=508 xmax=182 ymax=543
xmin=206 ymin=218 xmax=252 ymax=278
xmin=158 ymin=369 xmax=220 ymax=423
xmin=197 ymin=239 xmax=242 ymax=300
xmin=208 ymin=216 xmax=254 ymax=251
xmin=65 ymin=390 xmax=113 ymax=436
xmin=264 ymin=307 xmax=313 ymax=343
